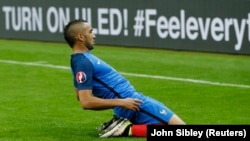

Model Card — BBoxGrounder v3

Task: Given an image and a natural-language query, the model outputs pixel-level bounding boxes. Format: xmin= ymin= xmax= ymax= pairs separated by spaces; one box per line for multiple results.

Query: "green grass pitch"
xmin=0 ymin=39 xmax=249 ymax=141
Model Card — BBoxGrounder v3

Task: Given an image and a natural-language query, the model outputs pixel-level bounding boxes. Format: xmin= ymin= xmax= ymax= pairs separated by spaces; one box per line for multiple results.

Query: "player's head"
xmin=63 ymin=19 xmax=95 ymax=50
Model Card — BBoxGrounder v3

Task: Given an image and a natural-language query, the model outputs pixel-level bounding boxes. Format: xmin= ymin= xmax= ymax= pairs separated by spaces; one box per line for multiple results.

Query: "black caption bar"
xmin=147 ymin=125 xmax=249 ymax=141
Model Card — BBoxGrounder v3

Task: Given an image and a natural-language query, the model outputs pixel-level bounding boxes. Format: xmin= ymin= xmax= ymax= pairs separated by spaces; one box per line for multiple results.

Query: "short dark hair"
xmin=63 ymin=19 xmax=87 ymax=48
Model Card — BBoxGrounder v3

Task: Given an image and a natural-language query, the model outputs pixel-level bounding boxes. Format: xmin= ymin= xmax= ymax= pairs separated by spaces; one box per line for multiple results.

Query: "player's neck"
xmin=72 ymin=45 xmax=89 ymax=54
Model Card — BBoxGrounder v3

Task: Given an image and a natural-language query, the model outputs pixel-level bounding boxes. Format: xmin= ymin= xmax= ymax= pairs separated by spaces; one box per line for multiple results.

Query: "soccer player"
xmin=63 ymin=19 xmax=186 ymax=138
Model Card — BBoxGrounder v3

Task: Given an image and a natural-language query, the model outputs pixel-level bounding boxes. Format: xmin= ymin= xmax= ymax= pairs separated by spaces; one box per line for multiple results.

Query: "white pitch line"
xmin=0 ymin=59 xmax=249 ymax=89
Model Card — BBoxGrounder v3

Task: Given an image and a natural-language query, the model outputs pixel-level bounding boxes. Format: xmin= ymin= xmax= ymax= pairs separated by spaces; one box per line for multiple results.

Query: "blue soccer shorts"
xmin=114 ymin=93 xmax=174 ymax=124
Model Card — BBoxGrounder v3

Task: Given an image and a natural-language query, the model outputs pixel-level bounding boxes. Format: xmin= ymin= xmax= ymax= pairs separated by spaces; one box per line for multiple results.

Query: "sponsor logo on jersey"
xmin=76 ymin=71 xmax=86 ymax=83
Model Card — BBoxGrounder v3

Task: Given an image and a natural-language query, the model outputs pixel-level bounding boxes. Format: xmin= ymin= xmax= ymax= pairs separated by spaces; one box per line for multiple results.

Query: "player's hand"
xmin=120 ymin=98 xmax=143 ymax=111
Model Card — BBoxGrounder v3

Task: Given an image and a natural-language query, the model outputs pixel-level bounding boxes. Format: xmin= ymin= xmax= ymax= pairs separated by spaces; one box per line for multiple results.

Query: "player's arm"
xmin=77 ymin=89 xmax=142 ymax=111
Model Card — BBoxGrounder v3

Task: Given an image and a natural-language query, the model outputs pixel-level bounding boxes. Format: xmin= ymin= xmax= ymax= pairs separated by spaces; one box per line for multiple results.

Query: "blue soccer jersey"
xmin=71 ymin=51 xmax=136 ymax=99
xmin=70 ymin=51 xmax=174 ymax=124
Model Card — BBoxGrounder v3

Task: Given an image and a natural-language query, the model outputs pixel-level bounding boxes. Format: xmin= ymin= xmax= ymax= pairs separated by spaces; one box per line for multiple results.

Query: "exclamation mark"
xmin=123 ymin=9 xmax=128 ymax=36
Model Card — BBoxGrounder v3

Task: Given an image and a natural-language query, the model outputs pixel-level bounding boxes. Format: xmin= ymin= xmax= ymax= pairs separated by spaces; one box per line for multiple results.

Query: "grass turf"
xmin=0 ymin=39 xmax=249 ymax=141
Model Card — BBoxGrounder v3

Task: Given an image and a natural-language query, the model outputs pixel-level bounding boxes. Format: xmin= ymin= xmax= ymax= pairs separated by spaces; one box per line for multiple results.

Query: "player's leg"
xmin=99 ymin=95 xmax=185 ymax=137
xmin=99 ymin=106 xmax=148 ymax=137
xmin=133 ymin=96 xmax=186 ymax=125
xmin=168 ymin=114 xmax=186 ymax=125
xmin=113 ymin=95 xmax=175 ymax=124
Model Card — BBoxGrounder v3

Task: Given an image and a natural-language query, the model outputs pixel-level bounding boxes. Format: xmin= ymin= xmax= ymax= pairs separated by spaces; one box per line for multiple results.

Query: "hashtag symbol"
xmin=134 ymin=10 xmax=144 ymax=37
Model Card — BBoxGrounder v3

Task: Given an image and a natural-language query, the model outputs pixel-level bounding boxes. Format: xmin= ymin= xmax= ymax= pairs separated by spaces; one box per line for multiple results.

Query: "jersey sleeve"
xmin=73 ymin=58 xmax=93 ymax=90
